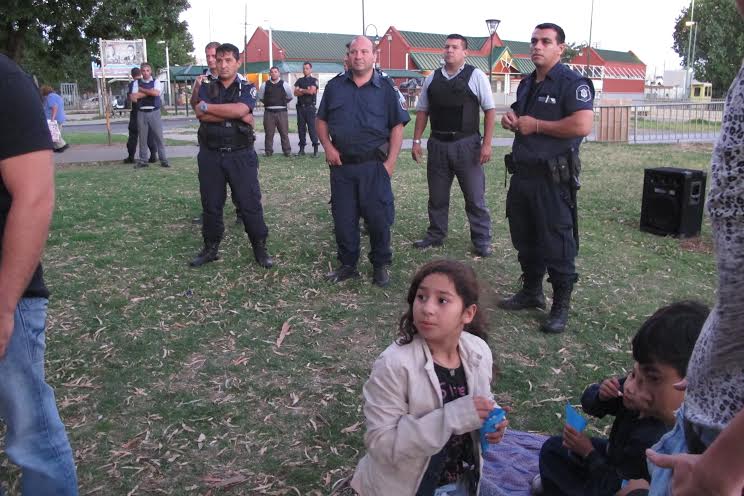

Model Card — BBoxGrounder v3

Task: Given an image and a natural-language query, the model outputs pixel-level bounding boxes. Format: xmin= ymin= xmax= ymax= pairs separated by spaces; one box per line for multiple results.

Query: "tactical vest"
xmin=296 ymin=76 xmax=317 ymax=106
xmin=427 ymin=65 xmax=479 ymax=135
xmin=263 ymin=79 xmax=288 ymax=108
xmin=198 ymin=80 xmax=255 ymax=150
xmin=138 ymin=79 xmax=161 ymax=108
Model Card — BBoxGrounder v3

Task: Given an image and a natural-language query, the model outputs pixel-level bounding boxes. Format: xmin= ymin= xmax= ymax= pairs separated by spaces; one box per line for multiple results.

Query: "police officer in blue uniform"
xmin=190 ymin=43 xmax=273 ymax=269
xmin=316 ymin=35 xmax=410 ymax=287
xmin=498 ymin=23 xmax=594 ymax=334
xmin=294 ymin=61 xmax=320 ymax=157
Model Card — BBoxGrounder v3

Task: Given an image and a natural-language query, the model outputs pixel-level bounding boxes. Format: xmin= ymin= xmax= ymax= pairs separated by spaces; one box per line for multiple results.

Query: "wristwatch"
xmin=199 ymin=101 xmax=208 ymax=112
xmin=413 ymin=139 xmax=422 ymax=144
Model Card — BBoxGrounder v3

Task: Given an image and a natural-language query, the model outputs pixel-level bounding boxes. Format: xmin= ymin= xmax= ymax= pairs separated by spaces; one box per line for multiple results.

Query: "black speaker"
xmin=640 ymin=167 xmax=707 ymax=238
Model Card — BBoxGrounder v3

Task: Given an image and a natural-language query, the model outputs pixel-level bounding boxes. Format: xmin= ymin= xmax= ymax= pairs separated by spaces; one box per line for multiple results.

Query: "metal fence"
xmin=589 ymin=101 xmax=724 ymax=144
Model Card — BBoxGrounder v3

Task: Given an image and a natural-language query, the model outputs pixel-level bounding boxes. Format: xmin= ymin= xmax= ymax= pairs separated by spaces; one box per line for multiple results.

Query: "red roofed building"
xmin=569 ymin=48 xmax=646 ymax=102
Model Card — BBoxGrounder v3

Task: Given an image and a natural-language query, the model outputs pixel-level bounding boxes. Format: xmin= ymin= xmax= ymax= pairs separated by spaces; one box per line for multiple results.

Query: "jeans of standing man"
xmin=127 ymin=107 xmax=157 ymax=160
xmin=0 ymin=298 xmax=78 ymax=495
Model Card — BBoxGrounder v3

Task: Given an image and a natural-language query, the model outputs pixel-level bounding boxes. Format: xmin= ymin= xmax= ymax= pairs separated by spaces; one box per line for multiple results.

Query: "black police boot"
xmin=123 ymin=156 xmax=135 ymax=164
xmin=413 ymin=237 xmax=443 ymax=249
xmin=325 ymin=264 xmax=359 ymax=283
xmin=252 ymin=238 xmax=274 ymax=268
xmin=497 ymin=274 xmax=546 ymax=311
xmin=312 ymin=145 xmax=319 ymax=158
xmin=190 ymin=242 xmax=220 ymax=267
xmin=541 ymin=283 xmax=573 ymax=334
xmin=372 ymin=266 xmax=390 ymax=287
xmin=297 ymin=147 xmax=306 ymax=156
xmin=148 ymin=155 xmax=158 ymax=164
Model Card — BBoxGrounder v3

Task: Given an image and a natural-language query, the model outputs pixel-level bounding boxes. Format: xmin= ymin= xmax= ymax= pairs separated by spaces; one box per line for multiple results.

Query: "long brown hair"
xmin=397 ymin=259 xmax=488 ymax=345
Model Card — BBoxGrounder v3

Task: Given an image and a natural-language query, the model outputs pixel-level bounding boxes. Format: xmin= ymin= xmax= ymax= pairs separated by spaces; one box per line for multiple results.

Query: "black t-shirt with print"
xmin=434 ymin=362 xmax=476 ymax=485
xmin=0 ymin=54 xmax=53 ymax=298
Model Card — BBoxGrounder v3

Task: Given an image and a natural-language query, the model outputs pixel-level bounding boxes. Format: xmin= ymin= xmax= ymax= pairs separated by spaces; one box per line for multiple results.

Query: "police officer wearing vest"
xmin=130 ymin=62 xmax=169 ymax=168
xmin=498 ymin=23 xmax=594 ymax=334
xmin=317 ymin=35 xmax=410 ymax=287
xmin=259 ymin=67 xmax=293 ymax=157
xmin=294 ymin=61 xmax=320 ymax=157
xmin=411 ymin=33 xmax=496 ymax=257
xmin=190 ymin=43 xmax=273 ymax=269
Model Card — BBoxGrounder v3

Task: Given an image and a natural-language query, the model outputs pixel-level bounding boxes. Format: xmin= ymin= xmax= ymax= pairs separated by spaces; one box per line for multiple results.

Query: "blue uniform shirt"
xmin=198 ymin=75 xmax=256 ymax=110
xmin=318 ymin=70 xmax=410 ymax=155
xmin=510 ymin=63 xmax=594 ymax=164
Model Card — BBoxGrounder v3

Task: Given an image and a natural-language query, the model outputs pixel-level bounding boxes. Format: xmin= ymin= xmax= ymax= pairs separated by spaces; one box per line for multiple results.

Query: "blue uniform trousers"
xmin=539 ymin=435 xmax=610 ymax=495
xmin=296 ymin=105 xmax=319 ymax=148
xmin=505 ymin=167 xmax=578 ymax=285
xmin=425 ymin=134 xmax=491 ymax=248
xmin=330 ymin=161 xmax=394 ymax=268
xmin=197 ymin=147 xmax=268 ymax=245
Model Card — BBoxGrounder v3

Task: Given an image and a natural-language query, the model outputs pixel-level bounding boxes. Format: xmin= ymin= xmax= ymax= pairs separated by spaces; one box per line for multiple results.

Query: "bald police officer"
xmin=411 ymin=33 xmax=496 ymax=257
xmin=191 ymin=43 xmax=273 ymax=269
xmin=316 ymin=36 xmax=410 ymax=287
xmin=498 ymin=23 xmax=594 ymax=334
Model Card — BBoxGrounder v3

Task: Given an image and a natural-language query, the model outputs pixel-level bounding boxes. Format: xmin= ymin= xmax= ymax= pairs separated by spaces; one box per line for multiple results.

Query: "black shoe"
xmin=265 ymin=152 xmax=273 ymax=157
xmin=134 ymin=161 xmax=149 ymax=169
xmin=413 ymin=237 xmax=443 ymax=249
xmin=312 ymin=145 xmax=319 ymax=158
xmin=372 ymin=266 xmax=390 ymax=287
xmin=190 ymin=243 xmax=220 ymax=267
xmin=252 ymin=238 xmax=274 ymax=268
xmin=160 ymin=161 xmax=170 ymax=168
xmin=497 ymin=274 xmax=546 ymax=311
xmin=473 ymin=245 xmax=493 ymax=257
xmin=123 ymin=156 xmax=135 ymax=164
xmin=148 ymin=156 xmax=158 ymax=164
xmin=283 ymin=151 xmax=291 ymax=157
xmin=191 ymin=214 xmax=203 ymax=225
xmin=297 ymin=148 xmax=306 ymax=156
xmin=54 ymin=144 xmax=69 ymax=153
xmin=541 ymin=284 xmax=573 ymax=334
xmin=325 ymin=264 xmax=359 ymax=283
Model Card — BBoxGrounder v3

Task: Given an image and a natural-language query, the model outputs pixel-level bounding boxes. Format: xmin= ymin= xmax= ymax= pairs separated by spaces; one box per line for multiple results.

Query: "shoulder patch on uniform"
xmin=250 ymin=87 xmax=257 ymax=99
xmin=395 ymin=88 xmax=407 ymax=110
xmin=576 ymin=84 xmax=592 ymax=102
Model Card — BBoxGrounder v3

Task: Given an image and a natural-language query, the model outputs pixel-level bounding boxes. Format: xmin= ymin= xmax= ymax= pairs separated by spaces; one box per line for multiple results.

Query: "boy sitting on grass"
xmin=533 ymin=301 xmax=709 ymax=495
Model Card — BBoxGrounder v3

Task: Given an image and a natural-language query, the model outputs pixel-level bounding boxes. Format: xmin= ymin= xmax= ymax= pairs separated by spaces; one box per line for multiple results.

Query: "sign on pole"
xmin=92 ymin=39 xmax=148 ymax=78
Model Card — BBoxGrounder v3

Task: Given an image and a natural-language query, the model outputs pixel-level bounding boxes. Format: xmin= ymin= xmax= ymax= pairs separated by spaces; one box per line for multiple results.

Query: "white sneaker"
xmin=531 ymin=474 xmax=543 ymax=495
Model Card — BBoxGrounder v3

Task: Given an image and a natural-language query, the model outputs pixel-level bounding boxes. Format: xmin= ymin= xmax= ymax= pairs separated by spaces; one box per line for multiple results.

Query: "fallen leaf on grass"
xmin=341 ymin=422 xmax=361 ymax=434
xmin=275 ymin=320 xmax=291 ymax=348
xmin=202 ymin=474 xmax=249 ymax=489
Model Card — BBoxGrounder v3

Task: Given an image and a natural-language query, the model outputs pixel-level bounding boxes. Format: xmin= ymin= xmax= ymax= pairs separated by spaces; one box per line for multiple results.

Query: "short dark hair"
xmin=140 ymin=62 xmax=152 ymax=70
xmin=216 ymin=43 xmax=240 ymax=61
xmin=131 ymin=67 xmax=141 ymax=77
xmin=535 ymin=23 xmax=566 ymax=44
xmin=269 ymin=66 xmax=280 ymax=72
xmin=205 ymin=41 xmax=221 ymax=51
xmin=445 ymin=34 xmax=468 ymax=49
xmin=632 ymin=301 xmax=709 ymax=377
xmin=303 ymin=61 xmax=312 ymax=68
xmin=398 ymin=259 xmax=487 ymax=345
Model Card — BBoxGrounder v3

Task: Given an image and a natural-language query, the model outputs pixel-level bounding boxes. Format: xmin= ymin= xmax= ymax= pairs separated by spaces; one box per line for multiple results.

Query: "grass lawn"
xmin=64 ymin=131 xmax=193 ymax=146
xmin=1 ymin=143 xmax=716 ymax=494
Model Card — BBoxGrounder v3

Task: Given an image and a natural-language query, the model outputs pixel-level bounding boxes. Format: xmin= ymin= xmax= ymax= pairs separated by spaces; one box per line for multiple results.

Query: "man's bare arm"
xmin=0 ymin=150 xmax=55 ymax=357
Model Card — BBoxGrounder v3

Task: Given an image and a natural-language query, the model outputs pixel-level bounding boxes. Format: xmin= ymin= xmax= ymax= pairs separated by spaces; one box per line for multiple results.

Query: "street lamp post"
xmin=686 ymin=20 xmax=698 ymax=97
xmin=157 ymin=40 xmax=171 ymax=106
xmin=364 ymin=24 xmax=380 ymax=68
xmin=485 ymin=19 xmax=501 ymax=87
xmin=685 ymin=0 xmax=696 ymax=98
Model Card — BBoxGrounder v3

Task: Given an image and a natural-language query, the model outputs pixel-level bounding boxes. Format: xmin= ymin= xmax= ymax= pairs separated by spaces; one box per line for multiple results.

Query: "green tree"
xmin=672 ymin=0 xmax=744 ymax=97
xmin=0 ymin=0 xmax=194 ymax=90
xmin=562 ymin=42 xmax=584 ymax=63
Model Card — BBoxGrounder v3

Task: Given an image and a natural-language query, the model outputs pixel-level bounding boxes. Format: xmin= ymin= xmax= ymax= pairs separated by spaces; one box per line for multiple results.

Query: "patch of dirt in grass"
xmin=677 ymin=142 xmax=714 ymax=153
xmin=679 ymin=236 xmax=713 ymax=254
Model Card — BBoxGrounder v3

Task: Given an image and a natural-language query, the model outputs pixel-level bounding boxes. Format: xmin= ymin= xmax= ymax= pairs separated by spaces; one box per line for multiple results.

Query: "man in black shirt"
xmin=293 ymin=62 xmax=320 ymax=157
xmin=0 ymin=54 xmax=78 ymax=494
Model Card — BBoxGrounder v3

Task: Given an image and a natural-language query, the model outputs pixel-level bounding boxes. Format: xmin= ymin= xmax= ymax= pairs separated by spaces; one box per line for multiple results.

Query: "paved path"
xmin=54 ymin=135 xmax=518 ymax=165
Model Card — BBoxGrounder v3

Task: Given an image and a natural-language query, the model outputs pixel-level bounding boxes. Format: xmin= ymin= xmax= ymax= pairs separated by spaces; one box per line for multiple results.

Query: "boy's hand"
xmin=563 ymin=424 xmax=594 ymax=458
xmin=599 ymin=377 xmax=623 ymax=400
xmin=485 ymin=419 xmax=509 ymax=444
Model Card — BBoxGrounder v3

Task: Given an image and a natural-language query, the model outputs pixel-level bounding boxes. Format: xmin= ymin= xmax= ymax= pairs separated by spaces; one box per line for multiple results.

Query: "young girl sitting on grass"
xmin=351 ymin=259 xmax=508 ymax=496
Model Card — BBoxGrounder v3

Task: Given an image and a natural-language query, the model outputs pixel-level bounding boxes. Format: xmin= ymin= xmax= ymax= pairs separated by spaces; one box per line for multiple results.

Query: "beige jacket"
xmin=351 ymin=332 xmax=494 ymax=496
